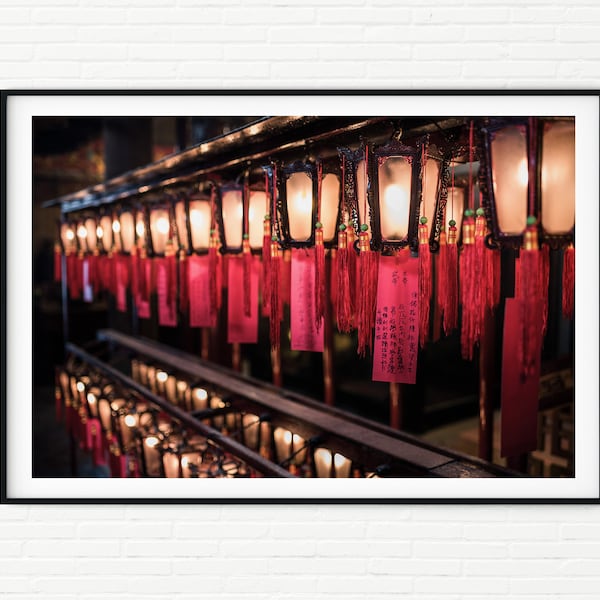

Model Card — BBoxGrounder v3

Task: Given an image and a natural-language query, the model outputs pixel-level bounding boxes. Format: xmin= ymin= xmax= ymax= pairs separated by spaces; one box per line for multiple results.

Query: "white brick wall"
xmin=2 ymin=0 xmax=599 ymax=597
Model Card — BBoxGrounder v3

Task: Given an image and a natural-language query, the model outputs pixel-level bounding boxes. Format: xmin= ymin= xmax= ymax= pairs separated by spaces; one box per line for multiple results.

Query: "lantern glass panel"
xmin=248 ymin=191 xmax=267 ymax=249
xmin=541 ymin=120 xmax=575 ymax=235
xmin=99 ymin=216 xmax=113 ymax=251
xmin=174 ymin=200 xmax=189 ymax=251
xmin=60 ymin=223 xmax=76 ymax=253
xmin=120 ymin=212 xmax=135 ymax=252
xmin=84 ymin=218 xmax=97 ymax=252
xmin=189 ymin=199 xmax=211 ymax=251
xmin=421 ymin=155 xmax=440 ymax=225
xmin=378 ymin=156 xmax=412 ymax=241
xmin=356 ymin=159 xmax=367 ymax=226
xmin=490 ymin=125 xmax=528 ymax=235
xmin=135 ymin=213 xmax=146 ymax=247
xmin=150 ymin=208 xmax=170 ymax=255
xmin=445 ymin=186 xmax=465 ymax=233
xmin=221 ymin=189 xmax=244 ymax=250
xmin=321 ymin=173 xmax=340 ymax=242
xmin=286 ymin=171 xmax=313 ymax=242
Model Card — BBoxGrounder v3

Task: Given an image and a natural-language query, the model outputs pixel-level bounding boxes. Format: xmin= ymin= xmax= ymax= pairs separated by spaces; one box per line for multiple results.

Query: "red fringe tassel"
xmin=315 ymin=226 xmax=326 ymax=328
xmin=459 ymin=216 xmax=478 ymax=360
xmin=562 ymin=245 xmax=575 ymax=319
xmin=166 ymin=250 xmax=177 ymax=309
xmin=443 ymin=227 xmax=459 ymax=335
xmin=356 ymin=231 xmax=378 ymax=357
xmin=54 ymin=245 xmax=62 ymax=282
xmin=208 ymin=237 xmax=219 ymax=321
xmin=179 ymin=251 xmax=188 ymax=314
xmin=243 ymin=239 xmax=252 ymax=317
xmin=540 ymin=244 xmax=550 ymax=336
xmin=418 ymin=221 xmax=432 ymax=348
xmin=269 ymin=241 xmax=282 ymax=351
xmin=335 ymin=228 xmax=353 ymax=333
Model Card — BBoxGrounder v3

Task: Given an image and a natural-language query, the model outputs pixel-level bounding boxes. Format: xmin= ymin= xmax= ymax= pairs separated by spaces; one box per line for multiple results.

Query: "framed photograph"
xmin=1 ymin=90 xmax=598 ymax=503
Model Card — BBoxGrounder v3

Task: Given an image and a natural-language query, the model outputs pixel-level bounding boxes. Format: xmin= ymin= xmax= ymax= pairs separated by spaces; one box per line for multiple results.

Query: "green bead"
xmin=271 ymin=235 xmax=278 ymax=242
xmin=476 ymin=207 xmax=485 ymax=217
xmin=315 ymin=222 xmax=323 ymax=229
xmin=449 ymin=219 xmax=456 ymax=227
xmin=420 ymin=216 xmax=428 ymax=225
xmin=242 ymin=233 xmax=249 ymax=240
xmin=527 ymin=215 xmax=537 ymax=226
xmin=464 ymin=208 xmax=474 ymax=217
xmin=210 ymin=229 xmax=216 ymax=235
xmin=338 ymin=223 xmax=347 ymax=232
xmin=360 ymin=223 xmax=369 ymax=232
xmin=264 ymin=214 xmax=270 ymax=221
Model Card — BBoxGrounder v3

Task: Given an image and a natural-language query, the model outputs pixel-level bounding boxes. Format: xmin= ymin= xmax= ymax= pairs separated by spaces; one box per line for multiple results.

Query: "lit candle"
xmin=146 ymin=366 xmax=157 ymax=393
xmin=162 ymin=451 xmax=181 ymax=478
xmin=86 ymin=390 xmax=99 ymax=418
xmin=150 ymin=209 xmax=170 ymax=255
xmin=221 ymin=188 xmax=244 ymax=250
xmin=210 ymin=395 xmax=225 ymax=429
xmin=273 ymin=427 xmax=293 ymax=463
xmin=143 ymin=436 xmax=162 ymax=477
xmin=333 ymin=452 xmax=352 ymax=478
xmin=320 ymin=173 xmax=341 ymax=243
xmin=286 ymin=171 xmax=313 ymax=241
xmin=378 ymin=156 xmax=412 ymax=241
xmin=242 ymin=414 xmax=261 ymax=450
xmin=192 ymin=387 xmax=208 ymax=412
xmin=189 ymin=199 xmax=211 ymax=251
xmin=176 ymin=380 xmax=189 ymax=408
xmin=156 ymin=370 xmax=168 ymax=396
xmin=248 ymin=191 xmax=267 ymax=250
xmin=98 ymin=398 xmax=112 ymax=432
xmin=131 ymin=360 xmax=140 ymax=382
xmin=314 ymin=448 xmax=333 ymax=478
xmin=120 ymin=412 xmax=138 ymax=447
xmin=180 ymin=452 xmax=201 ymax=478
xmin=165 ymin=375 xmax=177 ymax=404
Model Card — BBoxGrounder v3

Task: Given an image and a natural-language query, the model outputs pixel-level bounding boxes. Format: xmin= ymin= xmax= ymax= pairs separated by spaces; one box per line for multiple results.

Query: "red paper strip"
xmin=188 ymin=255 xmax=215 ymax=328
xmin=136 ymin=258 xmax=152 ymax=319
xmin=156 ymin=257 xmax=177 ymax=327
xmin=227 ymin=255 xmax=259 ymax=344
xmin=290 ymin=248 xmax=324 ymax=352
xmin=500 ymin=297 xmax=542 ymax=457
xmin=372 ymin=253 xmax=419 ymax=384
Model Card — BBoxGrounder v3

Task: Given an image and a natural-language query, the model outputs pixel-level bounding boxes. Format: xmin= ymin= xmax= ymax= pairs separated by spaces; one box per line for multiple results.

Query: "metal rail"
xmin=65 ymin=342 xmax=294 ymax=478
xmin=97 ymin=329 xmax=518 ymax=478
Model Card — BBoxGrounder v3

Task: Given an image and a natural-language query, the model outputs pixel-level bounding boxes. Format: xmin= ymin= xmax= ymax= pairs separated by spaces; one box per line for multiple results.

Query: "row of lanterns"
xmin=55 ymin=355 xmax=357 ymax=478
xmin=55 ymin=117 xmax=575 ymax=393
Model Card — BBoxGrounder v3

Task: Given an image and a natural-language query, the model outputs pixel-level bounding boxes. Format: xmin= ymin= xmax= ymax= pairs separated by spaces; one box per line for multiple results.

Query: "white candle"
xmin=333 ymin=452 xmax=352 ymax=478
xmin=274 ymin=428 xmax=293 ymax=463
xmin=176 ymin=380 xmax=189 ymax=408
xmin=86 ymin=390 xmax=99 ymax=418
xmin=314 ymin=448 xmax=333 ymax=478
xmin=165 ymin=375 xmax=177 ymax=404
xmin=192 ymin=387 xmax=208 ymax=411
xmin=156 ymin=370 xmax=168 ymax=396
xmin=181 ymin=452 xmax=201 ymax=478
xmin=242 ymin=414 xmax=261 ymax=450
xmin=98 ymin=399 xmax=112 ymax=432
xmin=162 ymin=452 xmax=181 ymax=478
xmin=143 ymin=436 xmax=162 ymax=477
xmin=131 ymin=360 xmax=140 ymax=382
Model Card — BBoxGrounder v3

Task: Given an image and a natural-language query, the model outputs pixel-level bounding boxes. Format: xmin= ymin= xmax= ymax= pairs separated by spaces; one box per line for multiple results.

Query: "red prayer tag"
xmin=156 ymin=257 xmax=177 ymax=327
xmin=188 ymin=255 xmax=215 ymax=328
xmin=227 ymin=255 xmax=259 ymax=344
xmin=500 ymin=297 xmax=542 ymax=457
xmin=290 ymin=248 xmax=324 ymax=352
xmin=372 ymin=252 xmax=419 ymax=384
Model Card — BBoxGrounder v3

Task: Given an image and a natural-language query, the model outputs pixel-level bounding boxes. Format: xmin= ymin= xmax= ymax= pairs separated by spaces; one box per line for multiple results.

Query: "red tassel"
xmin=130 ymin=248 xmax=138 ymax=300
xmin=562 ymin=245 xmax=574 ymax=319
xmin=335 ymin=227 xmax=353 ymax=333
xmin=269 ymin=240 xmax=282 ymax=350
xmin=262 ymin=218 xmax=271 ymax=315
xmin=138 ymin=250 xmax=148 ymax=302
xmin=443 ymin=225 xmax=459 ymax=335
xmin=54 ymin=244 xmax=62 ymax=282
xmin=356 ymin=229 xmax=378 ymax=357
xmin=208 ymin=232 xmax=219 ymax=321
xmin=165 ymin=242 xmax=177 ymax=309
xmin=460 ymin=213 xmax=478 ymax=360
xmin=418 ymin=219 xmax=432 ymax=348
xmin=437 ymin=231 xmax=447 ymax=322
xmin=540 ymin=244 xmax=550 ymax=336
xmin=179 ymin=250 xmax=188 ymax=314
xmin=243 ymin=238 xmax=252 ymax=317
xmin=516 ymin=222 xmax=543 ymax=379
xmin=315 ymin=225 xmax=326 ymax=328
